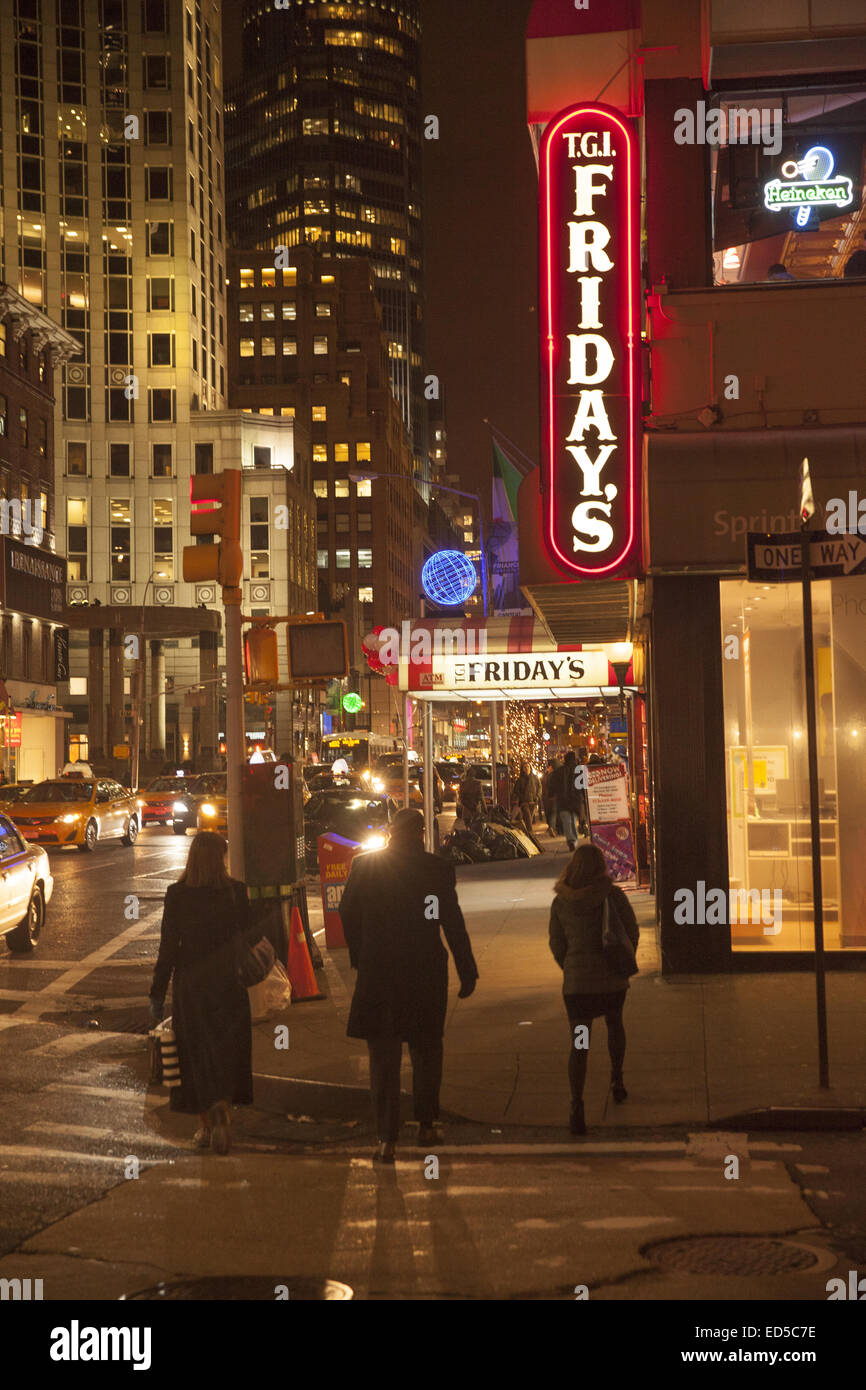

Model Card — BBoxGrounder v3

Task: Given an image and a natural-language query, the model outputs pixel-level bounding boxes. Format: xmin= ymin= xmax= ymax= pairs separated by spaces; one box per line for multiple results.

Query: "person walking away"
xmin=339 ymin=808 xmax=478 ymax=1162
xmin=542 ymin=759 xmax=560 ymax=837
xmin=554 ymin=750 xmax=588 ymax=849
xmin=511 ymin=760 xmax=545 ymax=851
xmin=149 ymin=831 xmax=255 ymax=1154
xmin=457 ymin=767 xmax=485 ymax=825
xmin=548 ymin=843 xmax=639 ymax=1135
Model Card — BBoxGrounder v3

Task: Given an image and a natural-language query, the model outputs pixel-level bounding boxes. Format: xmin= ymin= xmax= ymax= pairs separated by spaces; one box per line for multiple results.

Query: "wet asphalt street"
xmin=1 ymin=827 xmax=865 ymax=1304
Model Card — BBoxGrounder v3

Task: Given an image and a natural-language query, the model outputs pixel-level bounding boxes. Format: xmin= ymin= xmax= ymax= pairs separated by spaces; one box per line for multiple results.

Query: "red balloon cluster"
xmin=361 ymin=628 xmax=399 ymax=685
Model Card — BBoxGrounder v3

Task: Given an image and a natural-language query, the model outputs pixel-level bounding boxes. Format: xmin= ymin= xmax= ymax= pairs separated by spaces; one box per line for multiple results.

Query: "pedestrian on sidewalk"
xmin=554 ymin=750 xmax=590 ymax=849
xmin=339 ymin=807 xmax=479 ymax=1163
xmin=542 ymin=758 xmax=560 ymax=836
xmin=149 ymin=831 xmax=254 ymax=1155
xmin=457 ymin=766 xmax=485 ymax=825
xmin=548 ymin=842 xmax=640 ymax=1136
xmin=511 ymin=760 xmax=545 ymax=851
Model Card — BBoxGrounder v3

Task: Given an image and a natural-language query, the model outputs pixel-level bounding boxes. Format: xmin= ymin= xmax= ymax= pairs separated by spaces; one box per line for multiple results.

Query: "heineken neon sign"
xmin=764 ymin=146 xmax=853 ymax=228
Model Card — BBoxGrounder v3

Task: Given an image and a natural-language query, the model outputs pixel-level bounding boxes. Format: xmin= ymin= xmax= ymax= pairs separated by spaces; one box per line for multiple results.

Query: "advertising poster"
xmin=587 ymin=764 xmax=636 ymax=882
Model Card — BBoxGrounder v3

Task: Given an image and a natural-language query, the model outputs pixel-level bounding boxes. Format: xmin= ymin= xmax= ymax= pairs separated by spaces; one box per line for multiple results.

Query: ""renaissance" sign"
xmin=539 ymin=103 xmax=640 ymax=577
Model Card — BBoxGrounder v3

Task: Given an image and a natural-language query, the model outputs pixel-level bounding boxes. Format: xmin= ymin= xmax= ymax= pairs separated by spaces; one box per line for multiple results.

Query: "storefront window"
xmin=712 ymin=88 xmax=866 ymax=284
xmin=721 ymin=576 xmax=863 ymax=951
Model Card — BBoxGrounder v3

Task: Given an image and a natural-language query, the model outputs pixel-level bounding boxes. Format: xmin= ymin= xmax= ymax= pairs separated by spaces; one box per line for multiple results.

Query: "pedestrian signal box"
xmin=286 ymin=618 xmax=348 ymax=682
xmin=241 ymin=759 xmax=305 ymax=887
xmin=244 ymin=626 xmax=279 ymax=688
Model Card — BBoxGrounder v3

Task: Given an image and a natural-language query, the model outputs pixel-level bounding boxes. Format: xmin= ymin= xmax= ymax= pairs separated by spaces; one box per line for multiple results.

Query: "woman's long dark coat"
xmin=338 ymin=844 xmax=478 ymax=1043
xmin=151 ymin=879 xmax=254 ymax=1114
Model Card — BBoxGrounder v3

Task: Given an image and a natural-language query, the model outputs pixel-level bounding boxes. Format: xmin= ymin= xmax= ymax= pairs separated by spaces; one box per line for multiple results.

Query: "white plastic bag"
xmin=248 ymin=960 xmax=292 ymax=1021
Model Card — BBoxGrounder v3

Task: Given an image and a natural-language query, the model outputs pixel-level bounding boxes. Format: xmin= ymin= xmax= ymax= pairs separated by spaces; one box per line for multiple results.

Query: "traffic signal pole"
xmin=224 ymin=589 xmax=245 ymax=881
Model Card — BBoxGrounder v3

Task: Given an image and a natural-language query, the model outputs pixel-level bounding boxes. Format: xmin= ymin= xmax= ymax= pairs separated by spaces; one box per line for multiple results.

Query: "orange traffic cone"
xmin=288 ymin=905 xmax=323 ymax=1002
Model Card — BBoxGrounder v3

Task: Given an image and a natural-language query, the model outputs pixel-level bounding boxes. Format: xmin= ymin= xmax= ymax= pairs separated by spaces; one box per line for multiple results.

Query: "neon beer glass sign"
xmin=539 ymin=104 xmax=639 ymax=576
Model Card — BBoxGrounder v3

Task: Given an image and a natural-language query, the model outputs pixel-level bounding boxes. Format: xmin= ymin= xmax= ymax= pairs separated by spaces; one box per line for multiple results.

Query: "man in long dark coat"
xmin=339 ymin=808 xmax=478 ymax=1162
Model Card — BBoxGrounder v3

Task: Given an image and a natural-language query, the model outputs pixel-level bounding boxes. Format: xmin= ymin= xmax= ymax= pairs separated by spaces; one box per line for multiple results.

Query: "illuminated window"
xmin=317 ymin=549 xmax=328 ymax=567
xmin=334 ymin=478 xmax=349 ymax=498
xmin=261 ymin=337 xmax=276 ymax=356
xmin=153 ymin=497 xmax=173 ymax=581
xmin=335 ymin=549 xmax=350 ymax=569
xmin=239 ymin=267 xmax=255 ymax=288
xmin=110 ymin=499 xmax=132 ymax=582
xmin=281 ymin=302 xmax=296 ymax=319
xmin=303 ymin=118 xmax=329 ymax=136
xmin=334 ymin=443 xmax=349 ymax=463
xmin=315 ymin=303 xmax=331 ymax=317
xmin=355 ymin=442 xmax=371 ymax=463
xmin=390 ymin=237 xmax=406 ymax=256
xmin=313 ymin=479 xmax=328 ymax=498
xmin=282 ymin=338 xmax=297 ymax=355
xmin=239 ymin=303 xmax=253 ymax=322
xmin=358 ymin=586 xmax=373 ymax=604
xmin=240 ymin=338 xmax=254 ymax=357
xmin=357 ymin=548 xmax=372 ymax=569
xmin=357 ymin=513 xmax=372 ymax=532
xmin=312 ymin=406 xmax=327 ymax=422
xmin=67 ymin=498 xmax=88 ymax=580
xmin=355 ymin=478 xmax=371 ymax=498
xmin=260 ymin=303 xmax=275 ymax=321
xmin=282 ymin=268 xmax=297 ymax=286
xmin=66 ymin=442 xmax=87 ymax=476
xmin=261 ymin=268 xmax=276 ymax=288
xmin=278 ymin=406 xmax=295 ymax=417
xmin=313 ymin=444 xmax=328 ymax=463
xmin=313 ymin=336 xmax=328 ymax=355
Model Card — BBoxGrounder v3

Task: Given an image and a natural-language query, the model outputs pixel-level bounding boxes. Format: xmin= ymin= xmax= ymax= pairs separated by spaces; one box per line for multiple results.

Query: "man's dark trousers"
xmin=367 ymin=1038 xmax=444 ymax=1143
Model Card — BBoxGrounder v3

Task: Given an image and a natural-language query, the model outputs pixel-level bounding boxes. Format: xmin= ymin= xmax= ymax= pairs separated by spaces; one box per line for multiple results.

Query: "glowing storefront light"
xmin=763 ymin=146 xmax=853 ymax=227
xmin=538 ymin=104 xmax=640 ymax=577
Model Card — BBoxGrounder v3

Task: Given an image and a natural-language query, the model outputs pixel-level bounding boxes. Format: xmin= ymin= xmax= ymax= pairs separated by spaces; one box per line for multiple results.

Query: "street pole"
xmin=800 ymin=526 xmax=829 ymax=1088
xmin=490 ymin=701 xmax=500 ymax=808
xmin=224 ymin=591 xmax=245 ymax=880
xmin=422 ymin=698 xmax=434 ymax=851
xmin=402 ymin=691 xmax=410 ymax=810
xmin=131 ymin=573 xmax=158 ymax=792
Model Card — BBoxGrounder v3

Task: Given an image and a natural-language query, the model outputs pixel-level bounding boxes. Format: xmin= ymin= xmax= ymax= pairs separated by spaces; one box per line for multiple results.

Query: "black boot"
xmin=611 ymin=1076 xmax=628 ymax=1104
xmin=569 ymin=1100 xmax=586 ymax=1135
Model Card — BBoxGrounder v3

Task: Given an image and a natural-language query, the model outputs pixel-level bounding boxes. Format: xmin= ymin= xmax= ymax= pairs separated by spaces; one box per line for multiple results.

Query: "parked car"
xmin=138 ymin=775 xmax=192 ymax=827
xmin=170 ymin=773 xmax=225 ymax=835
xmin=377 ymin=762 xmax=444 ymax=813
xmin=461 ymin=762 xmax=509 ymax=804
xmin=303 ymin=787 xmax=399 ymax=871
xmin=0 ymin=811 xmax=53 ymax=952
xmin=14 ymin=775 xmax=139 ymax=852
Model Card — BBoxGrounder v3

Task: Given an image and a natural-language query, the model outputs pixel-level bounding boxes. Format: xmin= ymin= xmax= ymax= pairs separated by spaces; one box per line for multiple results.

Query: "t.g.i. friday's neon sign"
xmin=539 ymin=104 xmax=640 ymax=576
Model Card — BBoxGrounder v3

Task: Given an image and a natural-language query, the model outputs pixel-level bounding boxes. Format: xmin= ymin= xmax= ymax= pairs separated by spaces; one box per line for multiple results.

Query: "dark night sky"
xmin=223 ymin=0 xmax=540 ymax=499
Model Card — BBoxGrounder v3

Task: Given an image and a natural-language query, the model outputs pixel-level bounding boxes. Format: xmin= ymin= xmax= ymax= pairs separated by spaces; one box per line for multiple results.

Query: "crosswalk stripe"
xmin=28 ymin=1030 xmax=146 ymax=1056
xmin=43 ymin=1082 xmax=163 ymax=1107
xmin=0 ymin=1144 xmax=167 ymax=1167
xmin=25 ymin=1120 xmax=183 ymax=1148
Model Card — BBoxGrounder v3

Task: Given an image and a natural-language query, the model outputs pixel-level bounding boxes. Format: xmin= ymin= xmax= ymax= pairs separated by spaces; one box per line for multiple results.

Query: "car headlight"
xmin=173 ymin=801 xmax=188 ymax=814
xmin=371 ymin=778 xmax=384 ymax=793
xmin=58 ymin=813 xmax=81 ymax=824
xmin=137 ymin=799 xmax=145 ymax=808
xmin=363 ymin=833 xmax=387 ymax=851
xmin=200 ymin=802 xmax=216 ymax=817
xmin=360 ymin=769 xmax=371 ymax=782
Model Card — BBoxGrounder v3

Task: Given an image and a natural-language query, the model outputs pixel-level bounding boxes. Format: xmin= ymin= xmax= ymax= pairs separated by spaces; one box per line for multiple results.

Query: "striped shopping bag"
xmin=149 ymin=1017 xmax=181 ymax=1089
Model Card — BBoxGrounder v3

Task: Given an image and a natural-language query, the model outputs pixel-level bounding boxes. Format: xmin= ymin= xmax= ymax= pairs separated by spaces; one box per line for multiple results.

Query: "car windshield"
xmin=22 ymin=780 xmax=95 ymax=803
xmin=191 ymin=774 xmax=226 ymax=794
xmin=147 ymin=777 xmax=187 ymax=792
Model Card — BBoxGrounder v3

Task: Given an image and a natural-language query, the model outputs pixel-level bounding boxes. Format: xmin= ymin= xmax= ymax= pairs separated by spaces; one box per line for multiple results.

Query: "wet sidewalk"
xmin=253 ymin=840 xmax=866 ymax=1131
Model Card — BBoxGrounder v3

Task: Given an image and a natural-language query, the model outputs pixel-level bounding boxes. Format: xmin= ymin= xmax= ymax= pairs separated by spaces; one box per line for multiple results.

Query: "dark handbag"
xmin=236 ymin=933 xmax=276 ymax=987
xmin=601 ymin=893 xmax=638 ymax=978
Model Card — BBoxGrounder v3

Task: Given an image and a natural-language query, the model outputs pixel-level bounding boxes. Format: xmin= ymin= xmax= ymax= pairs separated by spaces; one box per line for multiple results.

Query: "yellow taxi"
xmin=137 ymin=774 xmax=191 ymax=827
xmin=196 ymin=777 xmax=227 ymax=835
xmin=13 ymin=773 xmax=140 ymax=852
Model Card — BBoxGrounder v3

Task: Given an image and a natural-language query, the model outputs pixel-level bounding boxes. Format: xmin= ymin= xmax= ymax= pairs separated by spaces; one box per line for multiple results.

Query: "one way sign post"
xmin=747 ymin=530 xmax=866 ymax=582
xmin=744 ymin=521 xmax=866 ymax=1090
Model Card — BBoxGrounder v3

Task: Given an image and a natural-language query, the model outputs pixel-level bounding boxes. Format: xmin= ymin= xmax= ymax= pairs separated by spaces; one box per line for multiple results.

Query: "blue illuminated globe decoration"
xmin=421 ymin=550 xmax=478 ymax=607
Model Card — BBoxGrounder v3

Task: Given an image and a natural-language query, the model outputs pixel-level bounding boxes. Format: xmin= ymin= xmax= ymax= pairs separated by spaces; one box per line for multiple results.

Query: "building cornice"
xmin=0 ymin=283 xmax=83 ymax=360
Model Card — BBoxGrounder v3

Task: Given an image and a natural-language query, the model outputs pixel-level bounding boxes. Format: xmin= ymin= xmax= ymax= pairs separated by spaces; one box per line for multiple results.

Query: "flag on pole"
xmin=491 ymin=441 xmax=531 ymax=615
xmin=799 ymin=456 xmax=815 ymax=525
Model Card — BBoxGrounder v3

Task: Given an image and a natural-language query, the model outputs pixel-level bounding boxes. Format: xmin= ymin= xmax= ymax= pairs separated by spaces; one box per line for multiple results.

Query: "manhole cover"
xmin=642 ymin=1236 xmax=819 ymax=1276
xmin=123 ymin=1277 xmax=352 ymax=1300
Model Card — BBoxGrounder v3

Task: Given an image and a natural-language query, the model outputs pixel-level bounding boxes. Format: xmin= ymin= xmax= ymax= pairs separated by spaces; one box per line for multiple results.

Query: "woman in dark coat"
xmin=149 ymin=831 xmax=253 ymax=1154
xmin=548 ymin=842 xmax=639 ymax=1135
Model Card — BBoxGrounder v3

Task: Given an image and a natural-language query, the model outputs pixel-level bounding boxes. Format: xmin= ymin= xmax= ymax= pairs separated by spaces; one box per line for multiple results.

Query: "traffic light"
xmin=286 ymin=617 xmax=348 ymax=681
xmin=182 ymin=470 xmax=243 ymax=589
xmin=244 ymin=627 xmax=279 ymax=688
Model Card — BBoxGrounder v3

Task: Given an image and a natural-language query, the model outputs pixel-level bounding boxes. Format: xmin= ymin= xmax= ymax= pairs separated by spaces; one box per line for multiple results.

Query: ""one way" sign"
xmin=747 ymin=530 xmax=866 ymax=583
